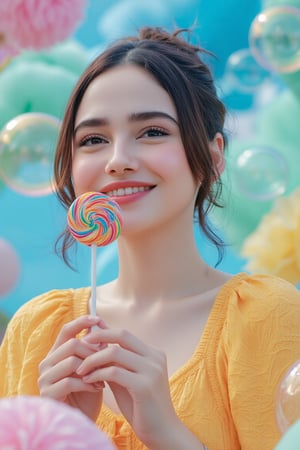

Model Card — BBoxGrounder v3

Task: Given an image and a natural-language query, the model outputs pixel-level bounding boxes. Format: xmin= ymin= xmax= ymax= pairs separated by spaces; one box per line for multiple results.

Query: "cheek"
xmin=72 ymin=155 xmax=102 ymax=194
xmin=153 ymin=145 xmax=193 ymax=180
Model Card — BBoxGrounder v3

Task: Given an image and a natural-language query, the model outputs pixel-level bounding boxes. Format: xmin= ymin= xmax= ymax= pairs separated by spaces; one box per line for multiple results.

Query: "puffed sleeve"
xmin=225 ymin=274 xmax=300 ymax=450
xmin=0 ymin=288 xmax=89 ymax=397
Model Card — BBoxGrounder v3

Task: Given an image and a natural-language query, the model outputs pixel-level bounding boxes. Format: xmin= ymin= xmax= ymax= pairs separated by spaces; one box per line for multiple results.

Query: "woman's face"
xmin=72 ymin=64 xmax=199 ymax=234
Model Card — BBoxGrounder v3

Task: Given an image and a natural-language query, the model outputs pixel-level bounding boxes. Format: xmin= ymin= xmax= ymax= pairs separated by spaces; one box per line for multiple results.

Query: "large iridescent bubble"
xmin=232 ymin=145 xmax=289 ymax=200
xmin=0 ymin=112 xmax=61 ymax=196
xmin=276 ymin=360 xmax=300 ymax=434
xmin=249 ymin=6 xmax=300 ymax=73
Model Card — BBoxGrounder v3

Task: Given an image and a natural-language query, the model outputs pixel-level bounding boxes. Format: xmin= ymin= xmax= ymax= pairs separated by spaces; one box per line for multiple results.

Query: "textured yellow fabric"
xmin=1 ymin=273 xmax=300 ymax=449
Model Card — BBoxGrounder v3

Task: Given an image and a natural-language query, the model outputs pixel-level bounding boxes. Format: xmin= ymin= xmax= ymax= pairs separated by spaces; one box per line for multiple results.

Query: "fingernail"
xmin=93 ymin=381 xmax=105 ymax=390
xmin=87 ymin=315 xmax=100 ymax=323
xmin=98 ymin=319 xmax=108 ymax=329
xmin=76 ymin=366 xmax=83 ymax=375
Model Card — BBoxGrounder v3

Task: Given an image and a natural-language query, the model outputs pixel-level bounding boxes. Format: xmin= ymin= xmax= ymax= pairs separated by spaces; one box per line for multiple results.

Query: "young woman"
xmin=1 ymin=27 xmax=300 ymax=450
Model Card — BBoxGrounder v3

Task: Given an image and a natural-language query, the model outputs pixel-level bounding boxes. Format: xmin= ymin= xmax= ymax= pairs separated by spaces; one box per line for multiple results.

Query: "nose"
xmin=105 ymin=140 xmax=139 ymax=175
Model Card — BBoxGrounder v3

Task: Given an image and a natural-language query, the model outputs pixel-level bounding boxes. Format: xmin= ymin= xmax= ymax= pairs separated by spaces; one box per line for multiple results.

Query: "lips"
xmin=100 ymin=181 xmax=155 ymax=205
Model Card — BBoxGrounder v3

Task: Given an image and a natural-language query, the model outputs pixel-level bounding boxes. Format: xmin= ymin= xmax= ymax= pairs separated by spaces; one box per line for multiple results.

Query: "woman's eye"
xmin=142 ymin=127 xmax=168 ymax=138
xmin=80 ymin=135 xmax=106 ymax=146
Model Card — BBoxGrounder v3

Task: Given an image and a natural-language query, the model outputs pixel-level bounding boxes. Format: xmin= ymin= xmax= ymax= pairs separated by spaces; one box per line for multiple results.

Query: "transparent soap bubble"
xmin=0 ymin=112 xmax=61 ymax=197
xmin=225 ymin=48 xmax=269 ymax=93
xmin=232 ymin=146 xmax=289 ymax=200
xmin=249 ymin=6 xmax=300 ymax=73
xmin=276 ymin=360 xmax=300 ymax=434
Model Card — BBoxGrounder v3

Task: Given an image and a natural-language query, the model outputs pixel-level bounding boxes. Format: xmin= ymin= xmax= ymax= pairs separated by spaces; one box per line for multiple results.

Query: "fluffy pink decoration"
xmin=0 ymin=0 xmax=87 ymax=50
xmin=0 ymin=396 xmax=116 ymax=449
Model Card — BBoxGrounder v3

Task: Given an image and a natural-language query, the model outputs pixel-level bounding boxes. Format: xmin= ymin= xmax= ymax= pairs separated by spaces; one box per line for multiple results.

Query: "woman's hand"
xmin=38 ymin=315 xmax=105 ymax=421
xmin=76 ymin=328 xmax=181 ymax=448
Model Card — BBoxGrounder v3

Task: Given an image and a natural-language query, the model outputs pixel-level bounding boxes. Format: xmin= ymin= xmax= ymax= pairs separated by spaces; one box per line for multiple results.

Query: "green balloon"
xmin=0 ymin=40 xmax=90 ymax=130
xmin=263 ymin=0 xmax=300 ymax=9
xmin=0 ymin=61 xmax=78 ymax=129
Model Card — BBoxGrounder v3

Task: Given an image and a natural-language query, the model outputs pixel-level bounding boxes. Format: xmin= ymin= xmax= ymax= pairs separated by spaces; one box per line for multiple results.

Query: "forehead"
xmin=75 ymin=65 xmax=177 ymax=125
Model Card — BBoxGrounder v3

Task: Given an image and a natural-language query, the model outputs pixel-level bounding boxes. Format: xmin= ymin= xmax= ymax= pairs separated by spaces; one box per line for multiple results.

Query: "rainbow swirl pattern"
xmin=67 ymin=192 xmax=123 ymax=246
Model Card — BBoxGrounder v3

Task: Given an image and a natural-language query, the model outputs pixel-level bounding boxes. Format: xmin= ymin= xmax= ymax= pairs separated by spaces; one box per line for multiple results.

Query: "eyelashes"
xmin=140 ymin=127 xmax=169 ymax=138
xmin=77 ymin=126 xmax=170 ymax=148
xmin=78 ymin=134 xmax=107 ymax=147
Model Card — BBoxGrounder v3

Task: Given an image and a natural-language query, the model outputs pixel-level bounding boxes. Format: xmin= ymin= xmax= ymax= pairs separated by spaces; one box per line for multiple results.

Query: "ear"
xmin=210 ymin=132 xmax=225 ymax=178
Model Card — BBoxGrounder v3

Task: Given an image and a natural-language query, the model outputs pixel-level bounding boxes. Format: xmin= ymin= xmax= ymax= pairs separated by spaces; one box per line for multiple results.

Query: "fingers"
xmin=40 ymin=374 xmax=102 ymax=401
xmin=49 ymin=315 xmax=104 ymax=353
xmin=40 ymin=337 xmax=99 ymax=371
xmin=83 ymin=365 xmax=138 ymax=387
xmin=40 ymin=353 xmax=88 ymax=386
xmin=38 ymin=340 xmax=98 ymax=398
xmin=83 ymin=328 xmax=152 ymax=356
xmin=76 ymin=330 xmax=166 ymax=393
xmin=76 ymin=344 xmax=141 ymax=378
xmin=38 ymin=315 xmax=107 ymax=401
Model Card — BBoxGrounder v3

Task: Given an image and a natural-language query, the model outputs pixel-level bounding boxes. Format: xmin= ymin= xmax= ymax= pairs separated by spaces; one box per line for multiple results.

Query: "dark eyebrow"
xmin=129 ymin=111 xmax=178 ymax=125
xmin=74 ymin=111 xmax=178 ymax=136
xmin=74 ymin=118 xmax=108 ymax=136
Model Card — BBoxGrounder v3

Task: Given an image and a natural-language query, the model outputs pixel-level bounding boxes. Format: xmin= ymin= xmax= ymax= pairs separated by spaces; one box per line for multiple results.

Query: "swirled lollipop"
xmin=67 ymin=192 xmax=123 ymax=317
xmin=67 ymin=192 xmax=122 ymax=246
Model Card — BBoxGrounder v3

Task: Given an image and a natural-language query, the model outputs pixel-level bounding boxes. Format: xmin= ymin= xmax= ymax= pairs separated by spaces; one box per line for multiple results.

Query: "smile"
xmin=106 ymin=186 xmax=152 ymax=197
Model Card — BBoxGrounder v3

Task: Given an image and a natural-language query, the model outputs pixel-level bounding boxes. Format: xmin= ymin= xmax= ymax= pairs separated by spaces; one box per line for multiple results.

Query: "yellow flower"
xmin=241 ymin=187 xmax=300 ymax=285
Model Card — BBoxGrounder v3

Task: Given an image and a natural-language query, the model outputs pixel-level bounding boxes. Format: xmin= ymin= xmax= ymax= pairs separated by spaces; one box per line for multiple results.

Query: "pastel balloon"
xmin=68 ymin=192 xmax=123 ymax=246
xmin=249 ymin=6 xmax=300 ymax=73
xmin=0 ymin=395 xmax=116 ymax=449
xmin=0 ymin=238 xmax=20 ymax=297
xmin=0 ymin=112 xmax=61 ymax=197
xmin=0 ymin=0 xmax=87 ymax=51
xmin=276 ymin=360 xmax=300 ymax=433
xmin=0 ymin=59 xmax=80 ymax=130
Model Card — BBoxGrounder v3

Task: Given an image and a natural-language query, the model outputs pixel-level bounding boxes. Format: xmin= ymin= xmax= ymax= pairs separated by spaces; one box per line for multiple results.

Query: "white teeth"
xmin=106 ymin=186 xmax=151 ymax=197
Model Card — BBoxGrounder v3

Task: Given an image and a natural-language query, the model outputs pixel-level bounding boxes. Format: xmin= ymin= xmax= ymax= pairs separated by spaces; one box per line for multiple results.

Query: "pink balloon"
xmin=0 ymin=0 xmax=87 ymax=51
xmin=0 ymin=238 xmax=20 ymax=296
xmin=0 ymin=396 xmax=116 ymax=449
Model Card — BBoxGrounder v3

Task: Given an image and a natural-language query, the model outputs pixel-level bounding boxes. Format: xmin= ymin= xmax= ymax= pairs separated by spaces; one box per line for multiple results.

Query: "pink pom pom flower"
xmin=0 ymin=395 xmax=116 ymax=449
xmin=0 ymin=0 xmax=87 ymax=51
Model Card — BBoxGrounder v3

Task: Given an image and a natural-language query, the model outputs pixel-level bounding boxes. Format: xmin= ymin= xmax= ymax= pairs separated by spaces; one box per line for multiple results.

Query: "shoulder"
xmin=224 ymin=272 xmax=300 ymax=319
xmin=221 ymin=272 xmax=300 ymax=353
xmin=6 ymin=287 xmax=91 ymax=340
xmin=220 ymin=274 xmax=300 ymax=447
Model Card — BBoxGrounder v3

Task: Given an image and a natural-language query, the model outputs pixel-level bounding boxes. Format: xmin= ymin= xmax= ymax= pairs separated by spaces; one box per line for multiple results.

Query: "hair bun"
xmin=137 ymin=26 xmax=208 ymax=58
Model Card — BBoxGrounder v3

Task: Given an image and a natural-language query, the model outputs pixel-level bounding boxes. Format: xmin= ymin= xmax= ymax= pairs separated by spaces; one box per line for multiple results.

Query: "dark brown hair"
xmin=54 ymin=26 xmax=227 ymax=265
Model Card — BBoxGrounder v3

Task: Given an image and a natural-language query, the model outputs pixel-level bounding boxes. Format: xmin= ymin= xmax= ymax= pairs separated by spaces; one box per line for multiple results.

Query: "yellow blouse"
xmin=1 ymin=273 xmax=300 ymax=450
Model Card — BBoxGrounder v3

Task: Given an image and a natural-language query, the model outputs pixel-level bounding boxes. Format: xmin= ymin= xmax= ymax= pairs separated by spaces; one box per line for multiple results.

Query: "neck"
xmin=113 ymin=219 xmax=212 ymax=304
